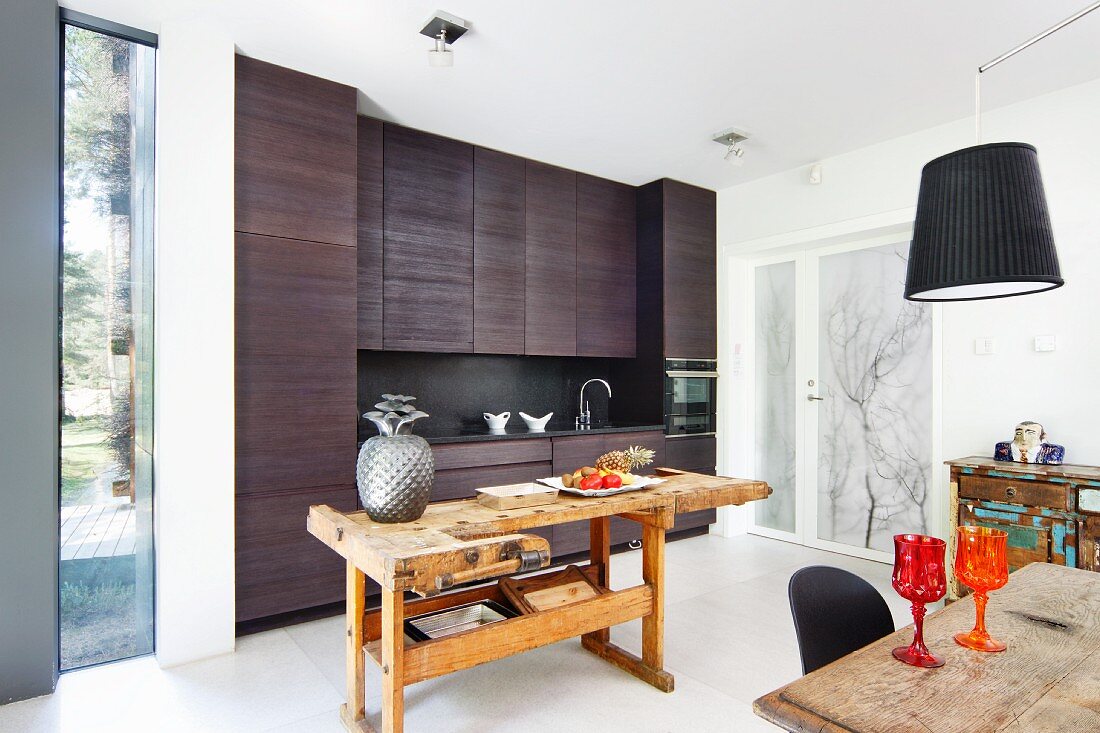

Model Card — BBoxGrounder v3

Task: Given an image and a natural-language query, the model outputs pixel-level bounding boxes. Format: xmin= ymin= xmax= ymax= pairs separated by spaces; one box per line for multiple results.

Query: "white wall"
xmin=153 ymin=17 xmax=236 ymax=666
xmin=717 ymin=78 xmax=1100 ymax=536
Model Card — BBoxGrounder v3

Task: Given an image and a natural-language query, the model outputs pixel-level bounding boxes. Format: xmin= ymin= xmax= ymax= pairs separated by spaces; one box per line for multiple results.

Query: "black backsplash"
xmin=357 ymin=351 xmax=635 ymax=441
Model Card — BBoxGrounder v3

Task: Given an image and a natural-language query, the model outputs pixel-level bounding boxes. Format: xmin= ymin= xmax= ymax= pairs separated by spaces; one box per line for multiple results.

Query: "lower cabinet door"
xmin=674 ymin=508 xmax=716 ymax=532
xmin=432 ymin=462 xmax=553 ymax=502
xmin=236 ymin=485 xmax=360 ymax=622
xmin=552 ymin=520 xmax=591 ymax=558
xmin=610 ymin=516 xmax=642 ymax=545
xmin=665 ymin=435 xmax=716 ymax=474
xmin=551 ymin=431 xmax=667 ymax=475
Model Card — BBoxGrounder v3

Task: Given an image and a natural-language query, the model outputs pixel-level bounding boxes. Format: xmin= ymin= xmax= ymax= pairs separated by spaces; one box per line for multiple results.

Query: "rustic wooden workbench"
xmin=307 ymin=468 xmax=771 ymax=733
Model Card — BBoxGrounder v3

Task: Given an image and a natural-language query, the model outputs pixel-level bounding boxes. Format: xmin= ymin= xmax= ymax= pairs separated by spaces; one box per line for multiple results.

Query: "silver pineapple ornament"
xmin=356 ymin=394 xmax=434 ymax=523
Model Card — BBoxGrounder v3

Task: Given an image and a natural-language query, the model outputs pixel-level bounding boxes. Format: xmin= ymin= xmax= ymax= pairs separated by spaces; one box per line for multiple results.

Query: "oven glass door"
xmin=665 ymin=376 xmax=717 ymax=416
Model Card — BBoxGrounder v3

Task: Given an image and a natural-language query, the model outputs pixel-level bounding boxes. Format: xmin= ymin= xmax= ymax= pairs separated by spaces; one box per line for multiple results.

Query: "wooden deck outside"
xmin=60 ymin=502 xmax=136 ymax=560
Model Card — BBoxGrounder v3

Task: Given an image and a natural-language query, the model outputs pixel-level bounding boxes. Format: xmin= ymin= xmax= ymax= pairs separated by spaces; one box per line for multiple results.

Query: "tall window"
xmin=60 ymin=15 xmax=155 ymax=670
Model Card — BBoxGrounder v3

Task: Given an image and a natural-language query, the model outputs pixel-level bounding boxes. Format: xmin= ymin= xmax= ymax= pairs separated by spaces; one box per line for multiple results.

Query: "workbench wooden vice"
xmin=307 ymin=468 xmax=771 ymax=733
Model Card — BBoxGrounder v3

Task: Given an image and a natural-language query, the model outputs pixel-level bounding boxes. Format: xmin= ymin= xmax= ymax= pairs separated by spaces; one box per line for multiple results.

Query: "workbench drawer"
xmin=432 ymin=439 xmax=551 ymax=471
xmin=958 ymin=475 xmax=1071 ymax=511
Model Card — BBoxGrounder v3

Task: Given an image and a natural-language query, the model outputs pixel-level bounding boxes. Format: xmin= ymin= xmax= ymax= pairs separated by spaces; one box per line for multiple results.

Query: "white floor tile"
xmin=1 ymin=533 xmax=920 ymax=732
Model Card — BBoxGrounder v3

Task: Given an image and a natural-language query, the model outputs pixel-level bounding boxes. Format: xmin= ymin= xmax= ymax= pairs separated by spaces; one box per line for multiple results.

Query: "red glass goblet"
xmin=953 ymin=525 xmax=1009 ymax=652
xmin=891 ymin=533 xmax=948 ymax=668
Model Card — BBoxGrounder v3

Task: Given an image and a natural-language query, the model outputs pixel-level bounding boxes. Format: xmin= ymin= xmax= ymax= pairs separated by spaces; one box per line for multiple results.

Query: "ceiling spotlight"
xmin=420 ymin=10 xmax=471 ymax=68
xmin=712 ymin=127 xmax=750 ymax=166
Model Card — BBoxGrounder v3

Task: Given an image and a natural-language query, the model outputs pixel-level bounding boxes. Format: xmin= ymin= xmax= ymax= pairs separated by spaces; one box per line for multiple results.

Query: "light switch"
xmin=974 ymin=338 xmax=996 ymax=355
xmin=1034 ymin=334 xmax=1057 ymax=352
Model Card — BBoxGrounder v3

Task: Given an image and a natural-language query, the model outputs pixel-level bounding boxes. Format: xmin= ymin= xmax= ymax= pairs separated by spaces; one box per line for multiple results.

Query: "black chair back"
xmin=788 ymin=565 xmax=895 ymax=674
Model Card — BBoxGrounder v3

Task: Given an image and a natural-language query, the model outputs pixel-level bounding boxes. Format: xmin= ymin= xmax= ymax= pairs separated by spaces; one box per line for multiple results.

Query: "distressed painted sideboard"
xmin=948 ymin=456 xmax=1100 ymax=596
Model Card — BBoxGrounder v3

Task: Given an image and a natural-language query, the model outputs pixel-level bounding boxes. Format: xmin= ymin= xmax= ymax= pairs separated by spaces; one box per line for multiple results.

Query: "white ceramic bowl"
xmin=519 ymin=412 xmax=553 ymax=431
xmin=483 ymin=412 xmax=510 ymax=430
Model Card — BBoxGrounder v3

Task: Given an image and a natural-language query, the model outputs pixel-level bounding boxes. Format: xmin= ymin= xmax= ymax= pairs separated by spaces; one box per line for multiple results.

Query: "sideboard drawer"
xmin=958 ymin=475 xmax=1071 ymax=511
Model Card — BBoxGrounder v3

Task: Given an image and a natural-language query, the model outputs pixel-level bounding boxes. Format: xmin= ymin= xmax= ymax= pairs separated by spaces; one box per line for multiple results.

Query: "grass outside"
xmin=60 ymin=579 xmax=140 ymax=669
xmin=61 ymin=418 xmax=110 ymax=504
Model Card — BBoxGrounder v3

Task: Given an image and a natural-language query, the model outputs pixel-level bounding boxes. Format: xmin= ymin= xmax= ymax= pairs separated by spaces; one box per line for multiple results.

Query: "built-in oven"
xmin=664 ymin=359 xmax=717 ymax=438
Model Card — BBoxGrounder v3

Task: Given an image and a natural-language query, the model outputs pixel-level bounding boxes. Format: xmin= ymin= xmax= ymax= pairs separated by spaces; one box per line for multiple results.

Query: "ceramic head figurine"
xmin=994 ymin=420 xmax=1064 ymax=465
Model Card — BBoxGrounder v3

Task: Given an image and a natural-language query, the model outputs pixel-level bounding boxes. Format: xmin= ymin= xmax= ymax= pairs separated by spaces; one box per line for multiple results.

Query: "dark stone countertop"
xmin=413 ymin=421 xmax=666 ymax=445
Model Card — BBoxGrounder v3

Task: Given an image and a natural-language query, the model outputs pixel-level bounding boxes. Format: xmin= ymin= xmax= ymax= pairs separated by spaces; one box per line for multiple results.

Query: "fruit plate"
xmin=535 ymin=476 xmax=665 ymax=497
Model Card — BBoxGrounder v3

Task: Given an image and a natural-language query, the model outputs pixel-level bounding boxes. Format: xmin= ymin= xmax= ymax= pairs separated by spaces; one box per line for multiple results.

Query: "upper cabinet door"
xmin=473 ymin=148 xmax=526 ymax=355
xmin=357 ymin=117 xmax=383 ymax=349
xmin=383 ymin=124 xmax=474 ymax=352
xmin=662 ymin=181 xmax=717 ymax=359
xmin=525 ymin=160 xmax=577 ymax=356
xmin=235 ymin=56 xmax=357 ymax=247
xmin=577 ymin=174 xmax=636 ymax=358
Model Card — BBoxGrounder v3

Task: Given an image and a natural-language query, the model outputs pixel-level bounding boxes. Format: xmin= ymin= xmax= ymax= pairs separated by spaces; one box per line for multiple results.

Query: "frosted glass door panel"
xmin=754 ymin=262 xmax=797 ymax=533
xmin=816 ymin=243 xmax=931 ymax=552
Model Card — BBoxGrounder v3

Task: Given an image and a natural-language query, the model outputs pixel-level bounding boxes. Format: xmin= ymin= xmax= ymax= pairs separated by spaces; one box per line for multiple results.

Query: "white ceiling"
xmin=68 ymin=1 xmax=1100 ymax=189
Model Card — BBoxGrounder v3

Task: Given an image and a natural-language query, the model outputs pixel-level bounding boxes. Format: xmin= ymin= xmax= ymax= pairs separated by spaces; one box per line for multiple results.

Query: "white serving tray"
xmin=535 ymin=475 xmax=664 ymax=497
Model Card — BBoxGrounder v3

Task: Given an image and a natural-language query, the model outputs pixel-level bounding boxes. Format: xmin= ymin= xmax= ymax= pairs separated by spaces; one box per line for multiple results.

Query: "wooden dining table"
xmin=754 ymin=562 xmax=1100 ymax=732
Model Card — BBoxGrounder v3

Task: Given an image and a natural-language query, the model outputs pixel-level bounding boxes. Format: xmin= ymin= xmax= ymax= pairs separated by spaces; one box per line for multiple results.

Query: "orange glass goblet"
xmin=953 ymin=525 xmax=1009 ymax=652
xmin=891 ymin=534 xmax=948 ymax=668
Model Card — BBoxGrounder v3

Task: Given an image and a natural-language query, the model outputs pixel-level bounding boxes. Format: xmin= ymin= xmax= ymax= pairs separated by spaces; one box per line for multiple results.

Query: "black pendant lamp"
xmin=903 ymin=3 xmax=1100 ymax=301
xmin=905 ymin=142 xmax=1062 ymax=301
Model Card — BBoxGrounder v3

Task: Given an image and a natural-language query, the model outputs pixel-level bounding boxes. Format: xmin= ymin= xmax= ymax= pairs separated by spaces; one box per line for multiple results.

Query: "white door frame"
xmin=741 ymin=230 xmax=944 ymax=564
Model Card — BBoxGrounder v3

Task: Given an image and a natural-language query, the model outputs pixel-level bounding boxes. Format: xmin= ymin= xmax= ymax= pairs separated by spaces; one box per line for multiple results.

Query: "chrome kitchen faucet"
xmin=577 ymin=378 xmax=611 ymax=428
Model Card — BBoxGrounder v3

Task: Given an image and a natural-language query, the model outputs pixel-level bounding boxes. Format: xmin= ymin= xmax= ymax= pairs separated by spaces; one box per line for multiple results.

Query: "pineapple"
xmin=595 ymin=445 xmax=656 ymax=473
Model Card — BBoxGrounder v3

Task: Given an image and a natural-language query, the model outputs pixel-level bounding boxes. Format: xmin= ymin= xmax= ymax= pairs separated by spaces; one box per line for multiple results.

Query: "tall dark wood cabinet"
xmin=356 ymin=116 xmax=383 ymax=350
xmin=577 ymin=174 xmax=636 ymax=358
xmin=382 ymin=124 xmax=474 ymax=353
xmin=235 ymin=56 xmax=356 ymax=247
xmin=662 ymin=181 xmax=717 ymax=359
xmin=234 ymin=56 xmax=358 ymax=624
xmin=525 ymin=160 xmax=577 ymax=356
xmin=473 ymin=148 xmax=526 ymax=354
xmin=612 ymin=178 xmax=717 ymax=426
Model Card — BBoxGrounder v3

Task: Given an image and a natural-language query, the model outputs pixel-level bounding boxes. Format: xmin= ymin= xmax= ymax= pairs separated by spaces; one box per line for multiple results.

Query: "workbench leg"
xmin=641 ymin=522 xmax=665 ymax=671
xmin=380 ymin=586 xmax=405 ymax=733
xmin=584 ymin=516 xmax=612 ymax=644
xmin=339 ymin=561 xmax=376 ymax=732
xmin=581 ymin=516 xmax=674 ymax=692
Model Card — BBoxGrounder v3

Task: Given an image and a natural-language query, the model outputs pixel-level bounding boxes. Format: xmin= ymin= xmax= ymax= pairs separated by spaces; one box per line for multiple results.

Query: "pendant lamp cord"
xmin=973 ymin=0 xmax=1100 ymax=144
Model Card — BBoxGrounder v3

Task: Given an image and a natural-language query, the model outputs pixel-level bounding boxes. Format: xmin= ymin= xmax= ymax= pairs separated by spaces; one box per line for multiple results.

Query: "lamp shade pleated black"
xmin=904 ymin=142 xmax=1063 ymax=301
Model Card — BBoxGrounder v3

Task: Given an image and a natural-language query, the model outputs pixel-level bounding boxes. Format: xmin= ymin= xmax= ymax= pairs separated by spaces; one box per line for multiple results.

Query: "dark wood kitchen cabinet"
xmin=235 ymin=56 xmax=358 ymax=624
xmin=356 ymin=116 xmax=384 ymax=349
xmin=235 ymin=233 xmax=356 ymax=359
xmin=383 ymin=124 xmax=474 ymax=352
xmin=551 ymin=431 xmax=667 ymax=555
xmin=235 ymin=485 xmax=362 ymax=622
xmin=661 ymin=180 xmax=717 ymax=359
xmin=234 ymin=55 xmax=356 ymax=248
xmin=550 ymin=431 xmax=667 ymax=476
xmin=525 ymin=160 xmax=577 ymax=356
xmin=473 ymin=147 xmax=526 ymax=354
xmin=666 ymin=435 xmax=717 ymax=475
xmin=577 ymin=174 xmax=636 ymax=358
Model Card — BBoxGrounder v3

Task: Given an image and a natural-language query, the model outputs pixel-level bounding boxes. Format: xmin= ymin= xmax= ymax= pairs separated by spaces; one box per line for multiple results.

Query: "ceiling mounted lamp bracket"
xmin=712 ymin=127 xmax=750 ymax=166
xmin=420 ymin=10 xmax=471 ymax=67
